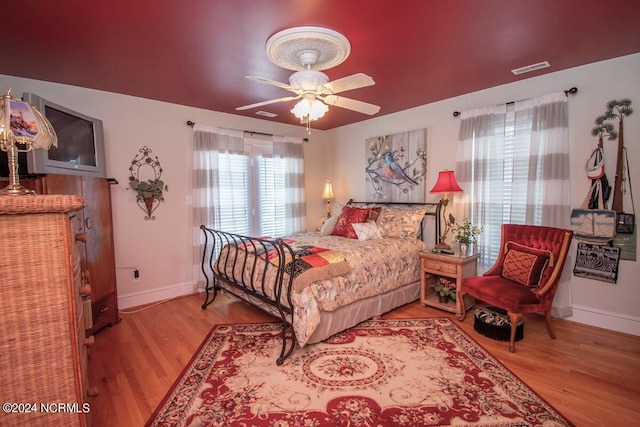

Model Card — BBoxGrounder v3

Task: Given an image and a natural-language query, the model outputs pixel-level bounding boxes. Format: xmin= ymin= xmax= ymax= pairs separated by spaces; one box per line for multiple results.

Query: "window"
xmin=212 ymin=138 xmax=290 ymax=237
xmin=456 ymin=93 xmax=570 ymax=266
xmin=256 ymin=149 xmax=287 ymax=237
xmin=192 ymin=126 xmax=306 ymax=288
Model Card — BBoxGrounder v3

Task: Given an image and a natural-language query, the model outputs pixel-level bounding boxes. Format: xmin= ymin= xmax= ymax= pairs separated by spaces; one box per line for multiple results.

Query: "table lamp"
xmin=430 ymin=170 xmax=463 ymax=250
xmin=322 ymin=180 xmax=335 ymax=217
xmin=0 ymin=87 xmax=58 ymax=195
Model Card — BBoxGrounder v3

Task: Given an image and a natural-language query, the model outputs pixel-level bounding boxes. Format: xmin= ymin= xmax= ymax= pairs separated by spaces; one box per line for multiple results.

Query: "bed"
xmin=200 ymin=201 xmax=439 ymax=364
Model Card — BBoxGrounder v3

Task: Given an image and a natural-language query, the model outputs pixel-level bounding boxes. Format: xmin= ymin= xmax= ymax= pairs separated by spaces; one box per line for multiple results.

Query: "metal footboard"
xmin=199 ymin=225 xmax=297 ymax=365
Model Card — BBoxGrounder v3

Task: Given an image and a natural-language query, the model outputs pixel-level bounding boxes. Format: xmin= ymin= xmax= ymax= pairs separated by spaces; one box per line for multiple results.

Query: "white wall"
xmin=327 ymin=53 xmax=640 ymax=336
xmin=0 ymin=74 xmax=331 ymax=308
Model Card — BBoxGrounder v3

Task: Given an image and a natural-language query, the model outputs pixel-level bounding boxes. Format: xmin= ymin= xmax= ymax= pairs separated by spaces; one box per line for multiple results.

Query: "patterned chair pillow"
xmin=500 ymin=243 xmax=551 ymax=288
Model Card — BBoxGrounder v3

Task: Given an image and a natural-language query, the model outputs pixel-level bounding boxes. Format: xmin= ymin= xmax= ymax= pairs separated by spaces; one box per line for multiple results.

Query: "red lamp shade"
xmin=430 ymin=170 xmax=463 ymax=194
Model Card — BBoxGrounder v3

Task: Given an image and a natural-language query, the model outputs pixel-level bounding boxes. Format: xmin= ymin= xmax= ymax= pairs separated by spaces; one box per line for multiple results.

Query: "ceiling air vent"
xmin=256 ymin=110 xmax=277 ymax=118
xmin=511 ymin=61 xmax=550 ymax=75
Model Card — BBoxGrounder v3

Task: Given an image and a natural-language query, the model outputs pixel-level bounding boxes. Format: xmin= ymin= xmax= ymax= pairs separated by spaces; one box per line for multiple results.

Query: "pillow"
xmin=376 ymin=207 xmax=427 ymax=238
xmin=500 ymin=244 xmax=550 ymax=288
xmin=320 ymin=214 xmax=339 ymax=236
xmin=332 ymin=206 xmax=370 ymax=239
xmin=367 ymin=206 xmax=382 ymax=223
xmin=352 ymin=221 xmax=383 ymax=241
xmin=505 ymin=241 xmax=555 ymax=267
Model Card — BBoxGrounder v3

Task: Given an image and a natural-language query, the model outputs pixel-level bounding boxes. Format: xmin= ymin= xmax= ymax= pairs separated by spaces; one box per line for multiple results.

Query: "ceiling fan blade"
xmin=323 ymin=73 xmax=375 ymax=94
xmin=322 ymin=95 xmax=380 ymax=115
xmin=236 ymin=95 xmax=300 ymax=111
xmin=246 ymin=76 xmax=295 ymax=92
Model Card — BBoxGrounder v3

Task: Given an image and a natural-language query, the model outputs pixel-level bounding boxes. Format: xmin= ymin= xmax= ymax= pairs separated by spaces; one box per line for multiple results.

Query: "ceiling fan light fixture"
xmin=236 ymin=25 xmax=379 ymax=126
xmin=291 ymin=98 xmax=328 ymax=121
xmin=289 ymin=69 xmax=329 ymax=92
xmin=266 ymin=26 xmax=351 ymax=71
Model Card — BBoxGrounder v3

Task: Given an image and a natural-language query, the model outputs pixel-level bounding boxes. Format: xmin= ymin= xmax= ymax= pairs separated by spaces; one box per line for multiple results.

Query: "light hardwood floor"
xmin=88 ymin=292 xmax=640 ymax=426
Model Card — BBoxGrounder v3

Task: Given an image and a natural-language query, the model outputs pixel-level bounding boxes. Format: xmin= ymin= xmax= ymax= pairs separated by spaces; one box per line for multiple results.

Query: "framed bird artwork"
xmin=365 ymin=129 xmax=427 ymax=202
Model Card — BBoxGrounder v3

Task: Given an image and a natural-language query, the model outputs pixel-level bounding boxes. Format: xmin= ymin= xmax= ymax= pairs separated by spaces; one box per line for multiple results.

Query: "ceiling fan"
xmin=236 ymin=26 xmax=381 ymax=119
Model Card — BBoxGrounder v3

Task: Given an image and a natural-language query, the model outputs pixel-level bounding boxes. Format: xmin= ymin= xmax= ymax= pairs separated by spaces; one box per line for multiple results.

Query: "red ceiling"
xmin=2 ymin=0 xmax=640 ymax=130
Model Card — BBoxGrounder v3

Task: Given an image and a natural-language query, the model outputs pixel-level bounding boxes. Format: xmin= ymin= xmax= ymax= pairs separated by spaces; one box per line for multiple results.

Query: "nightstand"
xmin=419 ymin=251 xmax=479 ymax=313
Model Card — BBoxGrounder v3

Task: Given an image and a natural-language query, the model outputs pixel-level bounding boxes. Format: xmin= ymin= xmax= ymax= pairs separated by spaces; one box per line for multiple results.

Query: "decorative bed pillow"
xmin=500 ymin=243 xmax=551 ymax=288
xmin=367 ymin=206 xmax=382 ymax=223
xmin=352 ymin=221 xmax=383 ymax=241
xmin=320 ymin=214 xmax=339 ymax=236
xmin=332 ymin=206 xmax=370 ymax=239
xmin=376 ymin=207 xmax=427 ymax=238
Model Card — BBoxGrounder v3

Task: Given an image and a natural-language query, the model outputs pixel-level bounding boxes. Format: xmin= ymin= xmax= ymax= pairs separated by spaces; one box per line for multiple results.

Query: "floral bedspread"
xmin=214 ymin=232 xmax=426 ymax=346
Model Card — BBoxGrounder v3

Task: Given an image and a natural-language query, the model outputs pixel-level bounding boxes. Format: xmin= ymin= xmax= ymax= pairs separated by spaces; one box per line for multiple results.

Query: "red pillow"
xmin=332 ymin=206 xmax=370 ymax=239
xmin=500 ymin=242 xmax=551 ymax=288
xmin=505 ymin=241 xmax=554 ymax=267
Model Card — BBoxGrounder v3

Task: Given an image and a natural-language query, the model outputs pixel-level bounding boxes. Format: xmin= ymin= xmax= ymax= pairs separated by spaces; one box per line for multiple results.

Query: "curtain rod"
xmin=452 ymin=86 xmax=578 ymax=117
xmin=185 ymin=121 xmax=309 ymax=142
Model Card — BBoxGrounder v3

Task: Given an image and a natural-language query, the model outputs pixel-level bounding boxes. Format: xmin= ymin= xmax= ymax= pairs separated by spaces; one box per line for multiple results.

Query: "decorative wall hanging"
xmin=573 ymin=242 xmax=621 ymax=283
xmin=128 ymin=146 xmax=167 ymax=220
xmin=590 ymin=98 xmax=635 ymax=260
xmin=365 ymin=129 xmax=427 ymax=203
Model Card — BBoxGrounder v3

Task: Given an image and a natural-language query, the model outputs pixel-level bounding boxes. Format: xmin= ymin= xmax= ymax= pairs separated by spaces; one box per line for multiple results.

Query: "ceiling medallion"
xmin=265 ymin=26 xmax=351 ymax=71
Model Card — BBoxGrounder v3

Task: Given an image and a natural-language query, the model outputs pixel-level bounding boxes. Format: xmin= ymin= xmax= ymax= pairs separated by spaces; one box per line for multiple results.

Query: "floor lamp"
xmin=430 ymin=170 xmax=463 ymax=250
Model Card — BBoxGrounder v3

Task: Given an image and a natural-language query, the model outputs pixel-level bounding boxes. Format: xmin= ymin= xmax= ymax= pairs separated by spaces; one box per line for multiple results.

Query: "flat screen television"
xmin=0 ymin=93 xmax=106 ymax=178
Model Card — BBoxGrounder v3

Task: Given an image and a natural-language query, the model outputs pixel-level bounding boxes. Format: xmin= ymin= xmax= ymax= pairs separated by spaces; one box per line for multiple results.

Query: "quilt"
xmin=241 ymin=238 xmax=351 ymax=291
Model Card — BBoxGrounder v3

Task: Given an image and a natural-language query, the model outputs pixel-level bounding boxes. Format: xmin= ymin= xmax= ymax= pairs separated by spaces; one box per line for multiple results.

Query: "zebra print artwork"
xmin=573 ymin=242 xmax=621 ymax=283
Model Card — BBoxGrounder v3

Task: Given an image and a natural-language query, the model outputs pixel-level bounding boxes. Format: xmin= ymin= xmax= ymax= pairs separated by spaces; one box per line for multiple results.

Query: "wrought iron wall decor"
xmin=128 ymin=146 xmax=167 ymax=220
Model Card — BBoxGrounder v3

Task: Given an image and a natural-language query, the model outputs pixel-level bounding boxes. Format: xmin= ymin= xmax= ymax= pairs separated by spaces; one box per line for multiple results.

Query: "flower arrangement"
xmin=433 ymin=277 xmax=456 ymax=301
xmin=450 ymin=218 xmax=483 ymax=244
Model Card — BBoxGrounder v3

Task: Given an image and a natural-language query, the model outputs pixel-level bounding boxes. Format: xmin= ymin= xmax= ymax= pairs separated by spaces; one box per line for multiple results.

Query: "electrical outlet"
xmin=134 ymin=269 xmax=140 ymax=279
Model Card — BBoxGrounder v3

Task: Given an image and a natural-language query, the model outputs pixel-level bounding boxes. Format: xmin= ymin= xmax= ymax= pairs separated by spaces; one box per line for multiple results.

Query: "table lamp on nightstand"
xmin=322 ymin=180 xmax=335 ymax=217
xmin=430 ymin=170 xmax=463 ymax=250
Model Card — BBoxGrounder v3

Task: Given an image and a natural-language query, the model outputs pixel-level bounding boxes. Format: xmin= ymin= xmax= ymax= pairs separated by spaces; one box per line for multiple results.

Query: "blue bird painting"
xmin=365 ymin=131 xmax=427 ymax=202
xmin=382 ymin=151 xmax=418 ymax=185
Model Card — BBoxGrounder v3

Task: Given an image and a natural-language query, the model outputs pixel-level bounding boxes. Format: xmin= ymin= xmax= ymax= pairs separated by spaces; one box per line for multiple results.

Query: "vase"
xmin=459 ymin=242 xmax=469 ymax=256
xmin=438 ymin=294 xmax=448 ymax=304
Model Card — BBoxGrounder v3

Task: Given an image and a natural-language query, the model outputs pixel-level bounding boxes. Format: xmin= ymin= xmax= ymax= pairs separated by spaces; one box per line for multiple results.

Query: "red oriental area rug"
xmin=146 ymin=318 xmax=573 ymax=427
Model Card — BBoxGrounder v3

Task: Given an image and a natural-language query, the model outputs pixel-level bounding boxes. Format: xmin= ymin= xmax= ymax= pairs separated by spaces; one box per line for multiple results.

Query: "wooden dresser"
xmin=0 ymin=175 xmax=120 ymax=336
xmin=0 ymin=195 xmax=94 ymax=427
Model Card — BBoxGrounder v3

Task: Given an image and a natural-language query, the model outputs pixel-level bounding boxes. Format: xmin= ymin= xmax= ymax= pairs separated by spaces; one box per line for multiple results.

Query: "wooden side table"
xmin=419 ymin=251 xmax=479 ymax=313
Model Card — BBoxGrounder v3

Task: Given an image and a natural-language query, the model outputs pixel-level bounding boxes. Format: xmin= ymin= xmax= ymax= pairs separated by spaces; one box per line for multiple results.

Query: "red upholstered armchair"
xmin=456 ymin=224 xmax=573 ymax=352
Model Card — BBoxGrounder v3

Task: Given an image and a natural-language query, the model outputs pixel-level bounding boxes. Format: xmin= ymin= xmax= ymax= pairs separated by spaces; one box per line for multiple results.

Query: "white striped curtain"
xmin=273 ymin=135 xmax=306 ymax=234
xmin=191 ymin=124 xmax=244 ymax=290
xmin=190 ymin=126 xmax=306 ymax=290
xmin=455 ymin=92 xmax=570 ymax=264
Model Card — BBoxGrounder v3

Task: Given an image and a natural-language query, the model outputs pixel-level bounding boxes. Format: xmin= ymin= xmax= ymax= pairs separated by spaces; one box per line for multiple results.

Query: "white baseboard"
xmin=118 ymin=285 xmax=640 ymax=337
xmin=568 ymin=305 xmax=640 ymax=336
xmin=118 ymin=282 xmax=197 ymax=309
xmin=551 ymin=305 xmax=573 ymax=318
